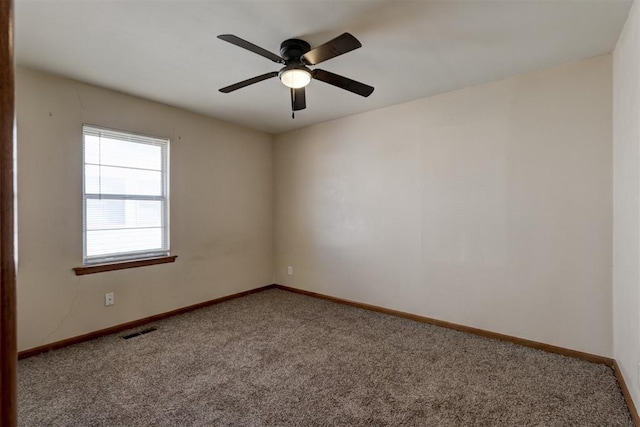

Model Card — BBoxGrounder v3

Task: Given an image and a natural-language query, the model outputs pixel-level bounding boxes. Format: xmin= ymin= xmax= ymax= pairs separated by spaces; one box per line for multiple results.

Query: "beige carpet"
xmin=19 ymin=289 xmax=633 ymax=426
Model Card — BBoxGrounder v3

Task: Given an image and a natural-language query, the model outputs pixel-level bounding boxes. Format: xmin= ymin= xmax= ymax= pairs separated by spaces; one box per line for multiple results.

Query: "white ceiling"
xmin=15 ymin=0 xmax=632 ymax=134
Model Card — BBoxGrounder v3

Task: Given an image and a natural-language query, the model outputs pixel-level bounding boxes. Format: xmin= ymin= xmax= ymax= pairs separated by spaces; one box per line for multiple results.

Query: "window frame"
xmin=81 ymin=124 xmax=170 ymax=266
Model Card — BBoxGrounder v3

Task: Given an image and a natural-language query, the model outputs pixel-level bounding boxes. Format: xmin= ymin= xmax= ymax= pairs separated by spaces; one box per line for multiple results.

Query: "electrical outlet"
xmin=287 ymin=266 xmax=293 ymax=276
xmin=105 ymin=292 xmax=114 ymax=307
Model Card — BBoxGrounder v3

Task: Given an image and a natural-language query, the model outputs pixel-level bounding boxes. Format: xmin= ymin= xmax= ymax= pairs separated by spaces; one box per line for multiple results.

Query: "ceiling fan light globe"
xmin=280 ymin=69 xmax=312 ymax=89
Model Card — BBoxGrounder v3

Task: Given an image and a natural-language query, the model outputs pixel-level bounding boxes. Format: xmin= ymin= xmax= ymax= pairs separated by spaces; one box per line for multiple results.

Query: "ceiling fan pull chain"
xmin=291 ymin=88 xmax=296 ymax=119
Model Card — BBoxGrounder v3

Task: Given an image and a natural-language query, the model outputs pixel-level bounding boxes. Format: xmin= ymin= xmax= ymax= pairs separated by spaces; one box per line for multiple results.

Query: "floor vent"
xmin=122 ymin=327 xmax=157 ymax=340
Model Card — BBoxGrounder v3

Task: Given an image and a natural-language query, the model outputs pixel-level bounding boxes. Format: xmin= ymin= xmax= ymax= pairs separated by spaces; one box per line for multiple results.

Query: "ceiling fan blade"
xmin=218 ymin=34 xmax=284 ymax=63
xmin=291 ymin=87 xmax=306 ymax=111
xmin=302 ymin=33 xmax=362 ymax=66
xmin=312 ymin=69 xmax=374 ymax=97
xmin=219 ymin=72 xmax=279 ymax=93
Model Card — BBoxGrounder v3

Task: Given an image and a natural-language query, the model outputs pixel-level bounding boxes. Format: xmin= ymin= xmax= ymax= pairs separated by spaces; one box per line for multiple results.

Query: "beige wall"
xmin=17 ymin=54 xmax=616 ymax=359
xmin=16 ymin=68 xmax=274 ymax=352
xmin=614 ymin=0 xmax=640 ymax=409
xmin=274 ymin=55 xmax=613 ymax=356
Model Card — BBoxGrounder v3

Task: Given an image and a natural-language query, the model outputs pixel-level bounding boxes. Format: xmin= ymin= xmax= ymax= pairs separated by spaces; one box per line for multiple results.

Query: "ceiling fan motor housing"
xmin=280 ymin=39 xmax=311 ymax=62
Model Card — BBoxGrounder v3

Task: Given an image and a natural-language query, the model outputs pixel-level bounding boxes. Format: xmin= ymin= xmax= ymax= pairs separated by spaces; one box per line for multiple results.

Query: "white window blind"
xmin=82 ymin=125 xmax=169 ymax=264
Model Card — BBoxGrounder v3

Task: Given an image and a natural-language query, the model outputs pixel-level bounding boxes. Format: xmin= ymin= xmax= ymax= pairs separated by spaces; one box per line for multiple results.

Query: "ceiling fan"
xmin=217 ymin=33 xmax=374 ymax=118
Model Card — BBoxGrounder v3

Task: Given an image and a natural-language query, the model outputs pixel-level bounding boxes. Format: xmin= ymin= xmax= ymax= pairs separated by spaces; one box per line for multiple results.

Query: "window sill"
xmin=73 ymin=255 xmax=177 ymax=276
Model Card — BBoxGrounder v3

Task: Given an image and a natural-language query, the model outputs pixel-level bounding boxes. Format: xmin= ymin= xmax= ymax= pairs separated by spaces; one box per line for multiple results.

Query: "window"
xmin=82 ymin=125 xmax=169 ymax=265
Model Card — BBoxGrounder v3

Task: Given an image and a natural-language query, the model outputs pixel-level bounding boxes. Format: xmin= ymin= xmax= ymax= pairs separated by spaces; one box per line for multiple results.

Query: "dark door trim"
xmin=0 ymin=0 xmax=17 ymax=426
